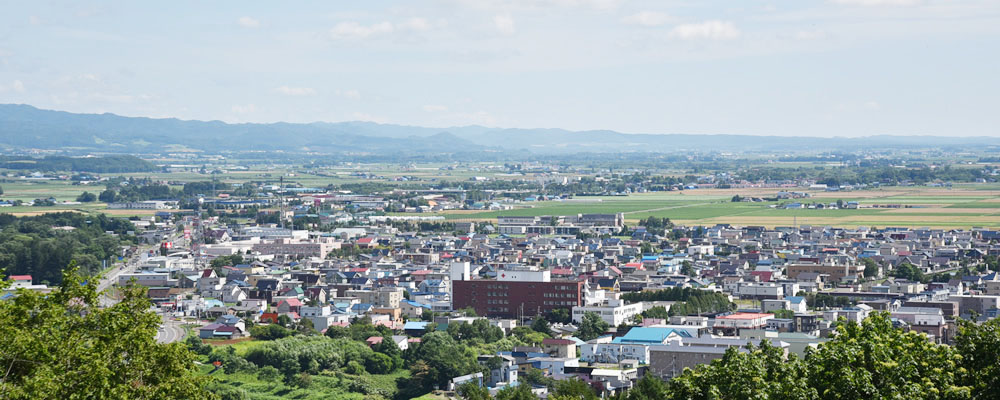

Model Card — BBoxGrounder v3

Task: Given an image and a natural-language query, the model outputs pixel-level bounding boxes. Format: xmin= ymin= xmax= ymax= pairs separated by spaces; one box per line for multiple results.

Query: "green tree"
xmin=458 ymin=381 xmax=491 ymax=400
xmin=512 ymin=326 xmax=548 ymax=346
xmin=548 ymin=308 xmax=572 ymax=324
xmin=531 ymin=316 xmax=552 ymax=336
xmin=520 ymin=367 xmax=555 ymax=388
xmin=76 ymin=191 xmax=97 ymax=202
xmin=617 ymin=373 xmax=668 ymax=400
xmin=98 ymin=189 xmax=117 ymax=203
xmin=495 ymin=383 xmax=536 ymax=400
xmin=891 ymin=262 xmax=926 ymax=283
xmin=552 ymin=377 xmax=599 ymax=400
xmin=955 ymin=317 xmax=1000 ymax=399
xmin=806 ymin=312 xmax=968 ymax=400
xmin=250 ymin=323 xmax=295 ymax=340
xmin=0 ymin=265 xmax=211 ymax=399
xmin=640 ymin=306 xmax=670 ymax=320
xmin=663 ymin=341 xmax=815 ymax=400
xmin=681 ymin=260 xmax=695 ymax=277
xmin=404 ymin=332 xmax=481 ymax=392
xmin=862 ymin=257 xmax=880 ymax=279
xmin=576 ymin=311 xmax=609 ymax=341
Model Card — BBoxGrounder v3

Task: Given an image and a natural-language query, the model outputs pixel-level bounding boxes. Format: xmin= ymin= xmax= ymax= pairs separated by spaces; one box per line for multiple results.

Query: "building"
xmin=786 ymin=263 xmax=865 ymax=282
xmin=108 ymin=201 xmax=175 ymax=210
xmin=712 ymin=313 xmax=774 ymax=336
xmin=648 ymin=338 xmax=769 ymax=379
xmin=452 ymin=267 xmax=584 ymax=318
xmin=496 ymin=213 xmax=624 ymax=235
xmin=572 ymin=295 xmax=643 ymax=326
xmin=252 ymin=238 xmax=341 ymax=257
xmin=738 ymin=283 xmax=784 ymax=300
xmin=118 ymin=272 xmax=170 ymax=287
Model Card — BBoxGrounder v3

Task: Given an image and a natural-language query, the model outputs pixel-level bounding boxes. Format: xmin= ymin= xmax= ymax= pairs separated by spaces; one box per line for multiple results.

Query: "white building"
xmin=739 ymin=283 xmax=784 ymax=300
xmin=572 ymin=294 xmax=642 ymax=326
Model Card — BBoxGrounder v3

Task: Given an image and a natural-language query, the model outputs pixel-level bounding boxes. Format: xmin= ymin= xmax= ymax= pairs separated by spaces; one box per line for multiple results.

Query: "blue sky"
xmin=0 ymin=0 xmax=998 ymax=137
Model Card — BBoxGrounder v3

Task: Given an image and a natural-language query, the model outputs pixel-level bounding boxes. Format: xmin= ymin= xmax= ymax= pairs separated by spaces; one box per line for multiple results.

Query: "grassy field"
xmin=6 ymin=166 xmax=1000 ymax=229
xmin=199 ymin=363 xmax=409 ymax=400
xmin=441 ymin=187 xmax=1000 ymax=229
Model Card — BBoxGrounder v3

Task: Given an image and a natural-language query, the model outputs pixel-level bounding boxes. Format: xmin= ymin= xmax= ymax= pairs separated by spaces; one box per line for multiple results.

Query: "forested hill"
xmin=4 ymin=104 xmax=1000 ymax=155
xmin=0 ymin=212 xmax=135 ymax=285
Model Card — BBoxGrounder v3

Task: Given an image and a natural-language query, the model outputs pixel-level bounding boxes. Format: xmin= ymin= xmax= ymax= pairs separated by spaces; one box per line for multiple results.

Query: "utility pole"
xmin=279 ymin=176 xmax=285 ymax=230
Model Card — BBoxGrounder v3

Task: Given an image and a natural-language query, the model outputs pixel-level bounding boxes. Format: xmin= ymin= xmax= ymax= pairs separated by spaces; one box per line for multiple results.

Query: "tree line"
xmin=0 ymin=155 xmax=158 ymax=173
xmin=0 ymin=212 xmax=134 ymax=284
xmin=622 ymin=287 xmax=736 ymax=316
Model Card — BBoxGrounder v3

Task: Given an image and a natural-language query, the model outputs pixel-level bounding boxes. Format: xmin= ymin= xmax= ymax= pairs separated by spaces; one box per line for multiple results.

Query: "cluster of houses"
xmin=34 ymin=213 xmax=1000 ymax=397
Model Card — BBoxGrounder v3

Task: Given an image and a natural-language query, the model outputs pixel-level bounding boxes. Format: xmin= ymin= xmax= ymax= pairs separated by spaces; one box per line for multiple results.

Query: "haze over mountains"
xmin=1 ymin=104 xmax=997 ymax=155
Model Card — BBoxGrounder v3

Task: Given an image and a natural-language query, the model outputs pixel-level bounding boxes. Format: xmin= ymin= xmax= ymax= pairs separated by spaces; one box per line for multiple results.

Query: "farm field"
xmin=5 ymin=166 xmax=1000 ymax=228
xmin=441 ymin=186 xmax=1000 ymax=229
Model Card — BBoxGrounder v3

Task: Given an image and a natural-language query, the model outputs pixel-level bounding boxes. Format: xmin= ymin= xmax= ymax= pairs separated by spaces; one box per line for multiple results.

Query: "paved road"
xmin=156 ymin=317 xmax=186 ymax=344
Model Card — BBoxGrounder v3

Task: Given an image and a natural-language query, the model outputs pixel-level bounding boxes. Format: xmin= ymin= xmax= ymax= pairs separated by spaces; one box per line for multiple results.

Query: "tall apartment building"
xmin=452 ymin=267 xmax=584 ymax=318
xmin=252 ymin=238 xmax=341 ymax=257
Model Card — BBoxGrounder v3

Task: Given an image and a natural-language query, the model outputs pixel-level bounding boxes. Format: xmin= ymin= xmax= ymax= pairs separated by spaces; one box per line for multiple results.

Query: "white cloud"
xmin=794 ymin=30 xmax=827 ymax=40
xmin=330 ymin=21 xmax=394 ymax=40
xmin=275 ymin=86 xmax=316 ymax=96
xmin=90 ymin=92 xmax=152 ymax=103
xmin=423 ymin=105 xmax=449 ymax=112
xmin=864 ymin=101 xmax=881 ymax=110
xmin=669 ymin=21 xmax=741 ymax=40
xmin=28 ymin=16 xmax=41 ymax=25
xmin=238 ymin=16 xmax=260 ymax=28
xmin=451 ymin=110 xmax=497 ymax=126
xmin=399 ymin=17 xmax=431 ymax=32
xmin=494 ymin=15 xmax=515 ymax=35
xmin=621 ymin=11 xmax=674 ymax=27
xmin=337 ymin=89 xmax=361 ymax=100
xmin=549 ymin=0 xmax=623 ymax=11
xmin=12 ymin=80 xmax=24 ymax=93
xmin=351 ymin=112 xmax=387 ymax=123
xmin=831 ymin=0 xmax=921 ymax=6
xmin=231 ymin=104 xmax=257 ymax=114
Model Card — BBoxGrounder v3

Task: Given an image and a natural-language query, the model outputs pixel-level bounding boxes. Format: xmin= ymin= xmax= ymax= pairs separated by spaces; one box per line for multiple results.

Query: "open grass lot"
xmin=198 ymin=363 xmax=409 ymax=400
xmin=442 ymin=187 xmax=1000 ymax=229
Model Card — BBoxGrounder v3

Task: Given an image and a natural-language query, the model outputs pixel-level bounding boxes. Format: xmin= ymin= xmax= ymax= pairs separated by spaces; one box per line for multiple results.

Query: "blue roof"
xmin=403 ymin=321 xmax=430 ymax=330
xmin=612 ymin=327 xmax=690 ymax=344
xmin=786 ymin=296 xmax=805 ymax=303
xmin=403 ymin=300 xmax=432 ymax=309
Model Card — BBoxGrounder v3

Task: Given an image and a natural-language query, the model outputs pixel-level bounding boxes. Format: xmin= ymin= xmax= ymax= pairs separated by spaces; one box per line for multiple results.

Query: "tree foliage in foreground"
xmin=610 ymin=312 xmax=978 ymax=400
xmin=0 ymin=265 xmax=211 ymax=399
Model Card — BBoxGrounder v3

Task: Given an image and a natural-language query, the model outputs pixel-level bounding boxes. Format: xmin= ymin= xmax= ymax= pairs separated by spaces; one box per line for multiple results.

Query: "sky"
xmin=0 ymin=0 xmax=998 ymax=137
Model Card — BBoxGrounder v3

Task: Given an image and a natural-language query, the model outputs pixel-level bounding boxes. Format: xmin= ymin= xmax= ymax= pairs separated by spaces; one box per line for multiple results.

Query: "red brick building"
xmin=452 ymin=279 xmax=584 ymax=318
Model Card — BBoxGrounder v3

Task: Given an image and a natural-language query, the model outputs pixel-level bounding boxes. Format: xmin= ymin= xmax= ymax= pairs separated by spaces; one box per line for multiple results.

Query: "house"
xmin=215 ymin=314 xmax=246 ymax=332
xmin=276 ymin=298 xmax=303 ymax=314
xmin=403 ymin=321 xmax=432 ymax=336
xmin=477 ymin=354 xmax=518 ymax=387
xmin=542 ymin=338 xmax=577 ymax=358
xmin=7 ymin=275 xmax=32 ymax=288
xmin=391 ymin=335 xmax=410 ymax=351
xmin=199 ymin=323 xmax=244 ymax=339
xmin=222 ymin=285 xmax=247 ymax=303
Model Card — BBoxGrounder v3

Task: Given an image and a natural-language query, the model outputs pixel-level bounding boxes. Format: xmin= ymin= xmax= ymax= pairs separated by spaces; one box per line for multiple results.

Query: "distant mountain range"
xmin=1 ymin=104 xmax=998 ymax=155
